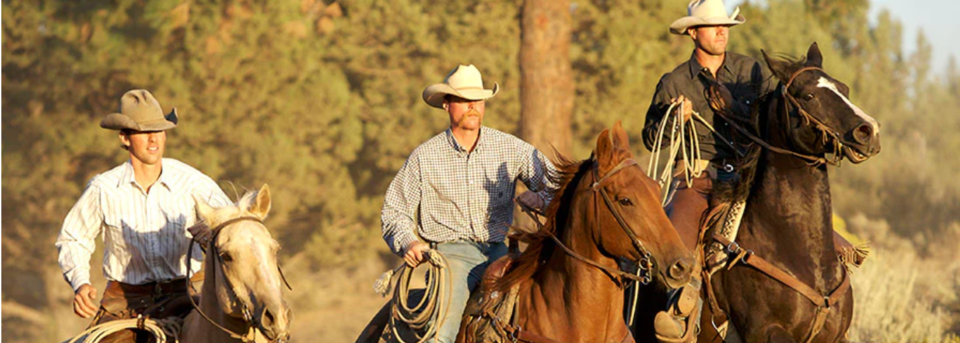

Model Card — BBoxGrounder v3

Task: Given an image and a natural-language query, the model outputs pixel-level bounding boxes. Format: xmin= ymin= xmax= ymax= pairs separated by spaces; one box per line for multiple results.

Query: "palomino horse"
xmin=356 ymin=122 xmax=694 ymax=343
xmin=694 ymin=43 xmax=881 ymax=342
xmin=180 ymin=184 xmax=293 ymax=343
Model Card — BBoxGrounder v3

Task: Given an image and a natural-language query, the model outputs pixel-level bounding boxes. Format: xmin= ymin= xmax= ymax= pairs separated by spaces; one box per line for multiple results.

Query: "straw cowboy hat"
xmin=422 ymin=64 xmax=499 ymax=109
xmin=669 ymin=0 xmax=745 ymax=35
xmin=100 ymin=89 xmax=178 ymax=131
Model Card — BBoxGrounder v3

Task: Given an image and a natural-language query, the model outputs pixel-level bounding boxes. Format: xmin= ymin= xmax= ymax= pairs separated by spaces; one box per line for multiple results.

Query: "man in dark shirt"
xmin=641 ymin=0 xmax=774 ymax=340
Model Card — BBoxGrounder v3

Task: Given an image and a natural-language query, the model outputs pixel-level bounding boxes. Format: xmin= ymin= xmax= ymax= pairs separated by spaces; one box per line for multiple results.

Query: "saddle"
xmin=459 ymin=254 xmax=521 ymax=343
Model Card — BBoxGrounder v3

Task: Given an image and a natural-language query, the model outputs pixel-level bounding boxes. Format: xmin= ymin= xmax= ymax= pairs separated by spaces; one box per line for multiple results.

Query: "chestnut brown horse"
xmin=460 ymin=122 xmax=694 ymax=342
xmin=356 ymin=122 xmax=694 ymax=343
xmin=693 ymin=43 xmax=881 ymax=343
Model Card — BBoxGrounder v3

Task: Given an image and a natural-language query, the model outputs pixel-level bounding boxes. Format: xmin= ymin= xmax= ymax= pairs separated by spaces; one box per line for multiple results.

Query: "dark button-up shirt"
xmin=643 ymin=52 xmax=776 ymax=162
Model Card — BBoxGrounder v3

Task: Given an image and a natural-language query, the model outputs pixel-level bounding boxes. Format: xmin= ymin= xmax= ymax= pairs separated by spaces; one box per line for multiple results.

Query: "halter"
xmin=530 ymin=157 xmax=655 ymax=287
xmin=186 ymin=216 xmax=292 ymax=343
xmin=707 ymin=66 xmax=847 ymax=167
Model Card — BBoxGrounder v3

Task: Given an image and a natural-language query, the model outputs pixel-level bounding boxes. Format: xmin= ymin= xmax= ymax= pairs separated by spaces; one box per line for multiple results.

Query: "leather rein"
xmin=708 ymin=66 xmax=846 ymax=167
xmin=702 ymin=66 xmax=852 ymax=341
xmin=185 ymin=216 xmax=293 ymax=343
xmin=522 ymin=157 xmax=655 ymax=287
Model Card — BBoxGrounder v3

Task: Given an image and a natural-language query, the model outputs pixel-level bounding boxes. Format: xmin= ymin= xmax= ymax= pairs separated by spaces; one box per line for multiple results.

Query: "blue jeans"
xmin=434 ymin=241 xmax=508 ymax=343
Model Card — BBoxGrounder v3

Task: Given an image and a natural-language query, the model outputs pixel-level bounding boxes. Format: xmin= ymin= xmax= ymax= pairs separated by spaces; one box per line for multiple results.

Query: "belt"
xmin=109 ymin=278 xmax=189 ymax=296
xmin=674 ymin=159 xmax=736 ymax=180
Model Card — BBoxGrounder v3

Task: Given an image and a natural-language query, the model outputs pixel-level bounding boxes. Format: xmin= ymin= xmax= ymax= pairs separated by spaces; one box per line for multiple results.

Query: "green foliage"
xmin=3 ymin=0 xmax=960 ymax=341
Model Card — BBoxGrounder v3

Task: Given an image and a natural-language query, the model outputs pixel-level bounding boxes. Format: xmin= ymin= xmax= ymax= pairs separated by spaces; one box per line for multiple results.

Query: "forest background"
xmin=3 ymin=0 xmax=959 ymax=342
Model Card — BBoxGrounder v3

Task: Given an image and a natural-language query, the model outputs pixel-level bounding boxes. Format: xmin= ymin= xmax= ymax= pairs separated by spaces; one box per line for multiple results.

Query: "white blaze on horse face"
xmin=816 ymin=77 xmax=880 ymax=135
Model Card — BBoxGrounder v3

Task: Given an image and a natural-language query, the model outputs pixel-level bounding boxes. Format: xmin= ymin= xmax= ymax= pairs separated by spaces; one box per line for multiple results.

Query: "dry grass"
xmin=846 ymin=213 xmax=960 ymax=343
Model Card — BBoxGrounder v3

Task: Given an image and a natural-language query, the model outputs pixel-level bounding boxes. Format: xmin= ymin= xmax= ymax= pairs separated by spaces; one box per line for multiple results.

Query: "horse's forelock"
xmin=203 ymin=191 xmax=259 ymax=228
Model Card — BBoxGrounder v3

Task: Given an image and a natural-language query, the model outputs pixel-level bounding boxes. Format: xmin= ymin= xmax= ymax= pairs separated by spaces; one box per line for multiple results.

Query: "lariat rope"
xmin=647 ymin=101 xmax=702 ymax=205
xmin=373 ymin=249 xmax=451 ymax=343
xmin=64 ymin=316 xmax=183 ymax=343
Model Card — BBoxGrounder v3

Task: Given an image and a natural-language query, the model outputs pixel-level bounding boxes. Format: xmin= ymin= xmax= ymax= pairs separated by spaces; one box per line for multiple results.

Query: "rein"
xmin=523 ymin=158 xmax=654 ymax=286
xmin=185 ymin=216 xmax=292 ymax=343
xmin=707 ymin=66 xmax=845 ymax=167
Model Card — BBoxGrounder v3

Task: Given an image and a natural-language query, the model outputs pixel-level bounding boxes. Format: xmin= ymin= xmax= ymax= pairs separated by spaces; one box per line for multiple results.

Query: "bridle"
xmin=186 ymin=216 xmax=293 ymax=343
xmin=527 ymin=157 xmax=655 ymax=287
xmin=708 ymin=66 xmax=848 ymax=167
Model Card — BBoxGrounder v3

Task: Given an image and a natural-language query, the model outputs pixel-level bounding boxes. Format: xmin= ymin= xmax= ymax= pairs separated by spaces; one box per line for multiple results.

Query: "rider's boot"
xmin=654 ymin=276 xmax=702 ymax=343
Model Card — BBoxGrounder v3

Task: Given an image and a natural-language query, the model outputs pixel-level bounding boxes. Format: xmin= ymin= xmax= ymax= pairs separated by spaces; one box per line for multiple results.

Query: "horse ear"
xmin=806 ymin=42 xmax=823 ymax=68
xmin=194 ymin=194 xmax=215 ymax=223
xmin=610 ymin=120 xmax=632 ymax=155
xmin=761 ymin=49 xmax=790 ymax=83
xmin=249 ymin=184 xmax=272 ymax=220
xmin=595 ymin=128 xmax=614 ymax=174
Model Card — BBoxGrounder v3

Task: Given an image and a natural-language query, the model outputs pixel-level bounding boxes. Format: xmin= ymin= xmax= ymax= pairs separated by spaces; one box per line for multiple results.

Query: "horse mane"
xmin=201 ymin=191 xmax=260 ymax=228
xmin=495 ymin=154 xmax=593 ymax=292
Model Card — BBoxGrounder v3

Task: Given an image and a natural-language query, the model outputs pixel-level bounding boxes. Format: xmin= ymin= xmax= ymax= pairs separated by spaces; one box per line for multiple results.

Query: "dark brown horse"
xmin=356 ymin=122 xmax=694 ymax=343
xmin=694 ymin=43 xmax=881 ymax=343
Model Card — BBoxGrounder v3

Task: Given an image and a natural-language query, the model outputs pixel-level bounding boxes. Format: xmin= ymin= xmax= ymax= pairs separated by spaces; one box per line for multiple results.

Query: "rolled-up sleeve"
xmin=55 ymin=181 xmax=104 ymax=292
xmin=643 ymin=75 xmax=681 ymax=151
xmin=516 ymin=141 xmax=560 ymax=208
xmin=381 ymin=151 xmax=423 ymax=256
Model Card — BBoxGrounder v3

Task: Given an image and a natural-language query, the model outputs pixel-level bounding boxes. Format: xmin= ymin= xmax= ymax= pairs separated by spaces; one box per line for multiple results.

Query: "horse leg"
xmin=354 ymin=300 xmax=392 ymax=343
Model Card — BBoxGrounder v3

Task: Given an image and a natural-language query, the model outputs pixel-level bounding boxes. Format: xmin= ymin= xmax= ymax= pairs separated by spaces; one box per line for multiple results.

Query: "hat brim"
xmin=422 ymin=83 xmax=500 ymax=109
xmin=670 ymin=14 xmax=745 ymax=35
xmin=100 ymin=108 xmax=179 ymax=131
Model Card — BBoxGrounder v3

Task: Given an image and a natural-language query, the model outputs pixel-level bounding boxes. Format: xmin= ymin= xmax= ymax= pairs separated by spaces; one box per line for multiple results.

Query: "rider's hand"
xmin=402 ymin=241 xmax=429 ymax=268
xmin=516 ymin=191 xmax=545 ymax=213
xmin=73 ymin=284 xmax=98 ymax=318
xmin=670 ymin=95 xmax=694 ymax=122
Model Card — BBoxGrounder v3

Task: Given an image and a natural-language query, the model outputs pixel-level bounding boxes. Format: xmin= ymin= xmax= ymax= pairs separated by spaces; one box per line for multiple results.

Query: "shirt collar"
xmin=687 ymin=51 xmax=733 ymax=80
xmin=117 ymin=159 xmax=173 ymax=191
xmin=444 ymin=127 xmax=487 ymax=154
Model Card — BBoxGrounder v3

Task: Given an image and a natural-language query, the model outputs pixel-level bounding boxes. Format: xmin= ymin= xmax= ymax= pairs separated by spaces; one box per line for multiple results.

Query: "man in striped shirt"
xmin=56 ymin=89 xmax=231 ymax=342
xmin=381 ymin=65 xmax=559 ymax=343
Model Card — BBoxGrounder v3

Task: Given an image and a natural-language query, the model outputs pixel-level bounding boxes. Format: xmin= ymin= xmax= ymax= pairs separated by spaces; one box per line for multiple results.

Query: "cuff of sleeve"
xmin=393 ymin=233 xmax=419 ymax=256
xmin=70 ymin=275 xmax=91 ymax=292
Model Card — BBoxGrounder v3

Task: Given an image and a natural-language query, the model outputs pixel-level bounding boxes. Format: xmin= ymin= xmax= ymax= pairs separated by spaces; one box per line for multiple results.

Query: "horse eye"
xmin=804 ymin=93 xmax=815 ymax=100
xmin=220 ymin=252 xmax=233 ymax=262
xmin=618 ymin=197 xmax=633 ymax=206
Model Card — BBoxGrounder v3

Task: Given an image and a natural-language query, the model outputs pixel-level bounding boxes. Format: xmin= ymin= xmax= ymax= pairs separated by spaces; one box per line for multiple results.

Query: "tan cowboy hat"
xmin=422 ymin=64 xmax=499 ymax=109
xmin=100 ymin=89 xmax=178 ymax=131
xmin=669 ymin=0 xmax=745 ymax=35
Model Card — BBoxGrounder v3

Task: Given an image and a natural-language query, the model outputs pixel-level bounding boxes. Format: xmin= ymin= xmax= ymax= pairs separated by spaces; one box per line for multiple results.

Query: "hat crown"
xmin=119 ymin=89 xmax=165 ymax=122
xmin=445 ymin=65 xmax=486 ymax=90
xmin=688 ymin=0 xmax=732 ymax=19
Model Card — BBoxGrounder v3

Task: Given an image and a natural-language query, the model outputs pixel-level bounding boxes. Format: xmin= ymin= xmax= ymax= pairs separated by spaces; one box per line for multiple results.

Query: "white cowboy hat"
xmin=422 ymin=64 xmax=499 ymax=109
xmin=100 ymin=89 xmax=178 ymax=131
xmin=669 ymin=0 xmax=745 ymax=35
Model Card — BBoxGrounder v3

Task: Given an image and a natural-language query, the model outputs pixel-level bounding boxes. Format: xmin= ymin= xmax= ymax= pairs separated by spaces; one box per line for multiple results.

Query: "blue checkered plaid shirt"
xmin=381 ymin=126 xmax=559 ymax=255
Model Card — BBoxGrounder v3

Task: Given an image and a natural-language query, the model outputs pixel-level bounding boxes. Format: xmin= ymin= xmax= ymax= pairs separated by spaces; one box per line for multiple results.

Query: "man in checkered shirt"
xmin=380 ymin=64 xmax=559 ymax=343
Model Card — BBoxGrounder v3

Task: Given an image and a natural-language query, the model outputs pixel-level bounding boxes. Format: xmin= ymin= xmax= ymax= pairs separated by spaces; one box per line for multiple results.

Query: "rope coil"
xmin=64 ymin=316 xmax=183 ymax=343
xmin=373 ymin=248 xmax=451 ymax=343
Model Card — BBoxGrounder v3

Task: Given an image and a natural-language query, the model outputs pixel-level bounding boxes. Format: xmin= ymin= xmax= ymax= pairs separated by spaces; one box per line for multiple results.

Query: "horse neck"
xmin=197 ymin=244 xmax=251 ymax=342
xmin=519 ymin=193 xmax=629 ymax=342
xmin=742 ymin=95 xmax=842 ymax=280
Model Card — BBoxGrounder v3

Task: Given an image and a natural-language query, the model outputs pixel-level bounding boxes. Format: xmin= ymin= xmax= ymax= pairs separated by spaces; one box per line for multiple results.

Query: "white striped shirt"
xmin=56 ymin=158 xmax=231 ymax=291
xmin=381 ymin=127 xmax=559 ymax=255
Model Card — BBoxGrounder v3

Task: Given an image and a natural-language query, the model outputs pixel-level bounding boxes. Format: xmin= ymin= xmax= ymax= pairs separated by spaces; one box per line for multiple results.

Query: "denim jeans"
xmin=433 ymin=241 xmax=508 ymax=343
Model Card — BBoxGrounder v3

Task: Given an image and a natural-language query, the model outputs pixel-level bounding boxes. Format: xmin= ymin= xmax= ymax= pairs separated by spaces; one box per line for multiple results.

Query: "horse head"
xmin=195 ymin=184 xmax=292 ymax=342
xmin=588 ymin=121 xmax=694 ymax=289
xmin=762 ymin=42 xmax=881 ymax=164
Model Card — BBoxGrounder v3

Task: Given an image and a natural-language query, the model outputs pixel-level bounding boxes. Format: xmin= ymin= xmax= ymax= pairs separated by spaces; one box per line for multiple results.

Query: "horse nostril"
xmin=669 ymin=257 xmax=693 ymax=280
xmin=262 ymin=308 xmax=276 ymax=326
xmin=855 ymin=124 xmax=873 ymax=141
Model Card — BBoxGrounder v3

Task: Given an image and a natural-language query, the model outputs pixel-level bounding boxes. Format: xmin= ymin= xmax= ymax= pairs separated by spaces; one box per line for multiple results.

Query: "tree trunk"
xmin=519 ymin=0 xmax=573 ymax=158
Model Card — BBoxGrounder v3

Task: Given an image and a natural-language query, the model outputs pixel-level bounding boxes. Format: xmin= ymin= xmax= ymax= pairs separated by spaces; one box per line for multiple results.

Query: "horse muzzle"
xmin=661 ymin=256 xmax=694 ymax=289
xmin=257 ymin=302 xmax=293 ymax=342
